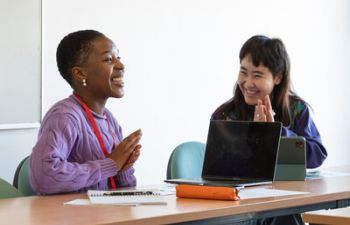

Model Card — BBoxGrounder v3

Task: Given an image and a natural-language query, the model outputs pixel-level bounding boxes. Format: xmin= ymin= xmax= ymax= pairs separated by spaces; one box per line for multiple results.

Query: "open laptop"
xmin=165 ymin=120 xmax=282 ymax=187
xmin=274 ymin=136 xmax=306 ymax=181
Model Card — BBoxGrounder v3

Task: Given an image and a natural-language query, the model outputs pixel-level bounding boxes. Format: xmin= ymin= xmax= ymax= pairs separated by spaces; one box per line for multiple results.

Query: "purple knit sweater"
xmin=29 ymin=95 xmax=136 ymax=195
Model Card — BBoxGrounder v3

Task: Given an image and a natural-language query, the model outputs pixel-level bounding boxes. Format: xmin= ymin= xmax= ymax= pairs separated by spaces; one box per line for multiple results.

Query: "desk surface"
xmin=1 ymin=167 xmax=350 ymax=225
xmin=304 ymin=207 xmax=350 ymax=225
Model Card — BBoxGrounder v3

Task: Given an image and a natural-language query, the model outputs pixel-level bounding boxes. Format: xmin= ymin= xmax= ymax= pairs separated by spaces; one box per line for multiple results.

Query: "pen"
xmin=102 ymin=191 xmax=155 ymax=196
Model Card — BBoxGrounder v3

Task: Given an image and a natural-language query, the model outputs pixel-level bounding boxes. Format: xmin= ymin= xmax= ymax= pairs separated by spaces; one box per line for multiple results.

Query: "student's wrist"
xmin=100 ymin=158 xmax=119 ymax=178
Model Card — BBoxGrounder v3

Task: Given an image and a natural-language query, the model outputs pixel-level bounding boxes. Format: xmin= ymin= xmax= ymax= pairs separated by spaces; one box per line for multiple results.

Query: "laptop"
xmin=274 ymin=136 xmax=306 ymax=181
xmin=165 ymin=120 xmax=282 ymax=187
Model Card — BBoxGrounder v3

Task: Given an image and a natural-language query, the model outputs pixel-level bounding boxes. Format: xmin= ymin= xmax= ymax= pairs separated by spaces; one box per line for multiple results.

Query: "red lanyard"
xmin=74 ymin=94 xmax=117 ymax=189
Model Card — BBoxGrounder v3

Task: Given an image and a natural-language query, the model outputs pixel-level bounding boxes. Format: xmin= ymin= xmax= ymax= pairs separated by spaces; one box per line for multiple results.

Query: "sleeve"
xmin=281 ymin=107 xmax=328 ymax=168
xmin=106 ymin=110 xmax=137 ymax=187
xmin=115 ymin=168 xmax=137 ymax=187
xmin=29 ymin=114 xmax=118 ymax=195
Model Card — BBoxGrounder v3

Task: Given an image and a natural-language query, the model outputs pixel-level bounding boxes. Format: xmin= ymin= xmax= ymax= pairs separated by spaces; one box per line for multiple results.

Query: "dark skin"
xmin=70 ymin=36 xmax=142 ymax=171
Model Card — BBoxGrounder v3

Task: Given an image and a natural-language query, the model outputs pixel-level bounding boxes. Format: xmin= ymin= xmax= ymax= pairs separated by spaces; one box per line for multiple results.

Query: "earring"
xmin=82 ymin=79 xmax=87 ymax=87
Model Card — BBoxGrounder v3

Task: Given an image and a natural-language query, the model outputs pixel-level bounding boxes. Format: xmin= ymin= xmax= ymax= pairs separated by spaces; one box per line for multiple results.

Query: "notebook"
xmin=274 ymin=136 xmax=306 ymax=181
xmin=87 ymin=190 xmax=167 ymax=205
xmin=165 ymin=120 xmax=282 ymax=187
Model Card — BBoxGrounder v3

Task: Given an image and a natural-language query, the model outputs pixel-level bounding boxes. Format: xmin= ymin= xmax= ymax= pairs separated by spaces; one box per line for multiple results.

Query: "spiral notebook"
xmin=87 ymin=190 xmax=167 ymax=205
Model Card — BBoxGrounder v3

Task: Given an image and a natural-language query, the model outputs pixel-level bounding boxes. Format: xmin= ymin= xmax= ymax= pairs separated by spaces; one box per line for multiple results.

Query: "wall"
xmin=0 ymin=0 xmax=41 ymax=126
xmin=0 ymin=129 xmax=38 ymax=182
xmin=42 ymin=0 xmax=350 ymax=186
xmin=0 ymin=0 xmax=41 ymax=183
xmin=1 ymin=0 xmax=349 ymax=185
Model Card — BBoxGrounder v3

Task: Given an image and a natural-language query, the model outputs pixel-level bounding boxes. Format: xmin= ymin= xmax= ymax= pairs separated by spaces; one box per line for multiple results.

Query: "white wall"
xmin=39 ymin=0 xmax=349 ymax=186
xmin=0 ymin=0 xmax=41 ymax=183
xmin=0 ymin=129 xmax=38 ymax=182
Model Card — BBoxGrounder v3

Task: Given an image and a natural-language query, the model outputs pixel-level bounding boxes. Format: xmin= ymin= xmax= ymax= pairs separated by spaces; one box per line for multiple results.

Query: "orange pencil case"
xmin=176 ymin=184 xmax=240 ymax=201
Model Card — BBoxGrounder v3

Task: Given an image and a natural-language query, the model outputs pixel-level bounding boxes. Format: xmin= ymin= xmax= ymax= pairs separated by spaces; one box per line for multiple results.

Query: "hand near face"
xmin=109 ymin=129 xmax=142 ymax=171
xmin=254 ymin=95 xmax=275 ymax=122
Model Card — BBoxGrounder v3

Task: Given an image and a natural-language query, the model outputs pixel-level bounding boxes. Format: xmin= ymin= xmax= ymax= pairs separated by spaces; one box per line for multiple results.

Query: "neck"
xmin=74 ymin=91 xmax=107 ymax=115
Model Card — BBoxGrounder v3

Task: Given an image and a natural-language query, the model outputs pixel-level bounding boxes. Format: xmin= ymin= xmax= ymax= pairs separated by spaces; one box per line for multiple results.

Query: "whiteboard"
xmin=0 ymin=0 xmax=41 ymax=129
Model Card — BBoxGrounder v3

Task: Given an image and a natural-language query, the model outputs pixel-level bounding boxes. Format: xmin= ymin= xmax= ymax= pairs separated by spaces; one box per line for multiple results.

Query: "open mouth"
xmin=245 ymin=89 xmax=259 ymax=97
xmin=112 ymin=77 xmax=123 ymax=82
xmin=112 ymin=76 xmax=124 ymax=87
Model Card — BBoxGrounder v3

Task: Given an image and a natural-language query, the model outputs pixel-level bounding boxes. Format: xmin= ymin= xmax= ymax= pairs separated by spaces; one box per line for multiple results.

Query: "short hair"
xmin=56 ymin=30 xmax=105 ymax=86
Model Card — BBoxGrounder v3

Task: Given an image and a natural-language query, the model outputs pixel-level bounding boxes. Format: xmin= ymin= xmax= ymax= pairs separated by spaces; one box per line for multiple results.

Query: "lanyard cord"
xmin=74 ymin=94 xmax=117 ymax=189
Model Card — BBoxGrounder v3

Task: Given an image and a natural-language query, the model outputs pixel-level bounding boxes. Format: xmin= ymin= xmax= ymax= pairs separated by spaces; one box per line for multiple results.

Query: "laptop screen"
xmin=202 ymin=120 xmax=282 ymax=181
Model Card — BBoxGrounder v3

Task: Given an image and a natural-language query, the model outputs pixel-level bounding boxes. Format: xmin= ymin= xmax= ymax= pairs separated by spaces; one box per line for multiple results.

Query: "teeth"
xmin=246 ymin=90 xmax=257 ymax=95
xmin=112 ymin=77 xmax=123 ymax=82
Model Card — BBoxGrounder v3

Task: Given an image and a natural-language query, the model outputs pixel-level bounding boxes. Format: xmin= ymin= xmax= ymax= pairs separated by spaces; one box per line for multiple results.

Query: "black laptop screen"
xmin=202 ymin=120 xmax=282 ymax=180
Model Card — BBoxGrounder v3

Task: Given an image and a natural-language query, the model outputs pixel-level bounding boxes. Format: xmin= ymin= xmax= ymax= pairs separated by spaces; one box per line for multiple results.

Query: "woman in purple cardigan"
xmin=212 ymin=35 xmax=327 ymax=225
xmin=30 ymin=30 xmax=142 ymax=195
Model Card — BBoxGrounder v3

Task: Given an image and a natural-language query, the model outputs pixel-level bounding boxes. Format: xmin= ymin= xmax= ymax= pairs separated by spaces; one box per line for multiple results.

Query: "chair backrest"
xmin=0 ymin=177 xmax=23 ymax=198
xmin=166 ymin=141 xmax=206 ymax=179
xmin=13 ymin=156 xmax=36 ymax=196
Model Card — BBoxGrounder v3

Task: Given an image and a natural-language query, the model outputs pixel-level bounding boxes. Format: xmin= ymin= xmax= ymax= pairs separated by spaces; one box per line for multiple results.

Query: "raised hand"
xmin=109 ymin=129 xmax=142 ymax=171
xmin=254 ymin=95 xmax=275 ymax=122
xmin=264 ymin=95 xmax=275 ymax=122
xmin=120 ymin=144 xmax=141 ymax=172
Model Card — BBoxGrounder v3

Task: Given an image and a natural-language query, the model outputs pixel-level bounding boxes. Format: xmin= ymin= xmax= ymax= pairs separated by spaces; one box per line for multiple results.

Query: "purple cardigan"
xmin=30 ymin=95 xmax=136 ymax=195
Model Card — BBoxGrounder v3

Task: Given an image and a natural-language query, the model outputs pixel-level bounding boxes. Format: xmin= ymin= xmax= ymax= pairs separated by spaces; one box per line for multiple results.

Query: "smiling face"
xmin=75 ymin=36 xmax=125 ymax=100
xmin=238 ymin=54 xmax=281 ymax=106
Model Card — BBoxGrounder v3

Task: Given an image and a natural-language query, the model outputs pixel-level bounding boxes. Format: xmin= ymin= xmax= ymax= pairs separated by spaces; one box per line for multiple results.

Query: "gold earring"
xmin=82 ymin=79 xmax=87 ymax=87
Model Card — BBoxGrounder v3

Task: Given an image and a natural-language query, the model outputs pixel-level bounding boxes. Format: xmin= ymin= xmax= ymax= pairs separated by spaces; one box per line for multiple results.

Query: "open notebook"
xmin=87 ymin=190 xmax=167 ymax=205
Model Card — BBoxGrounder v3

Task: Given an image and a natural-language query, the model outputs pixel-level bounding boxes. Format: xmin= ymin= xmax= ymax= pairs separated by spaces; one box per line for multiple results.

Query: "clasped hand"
xmin=109 ymin=129 xmax=142 ymax=172
xmin=254 ymin=95 xmax=275 ymax=122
